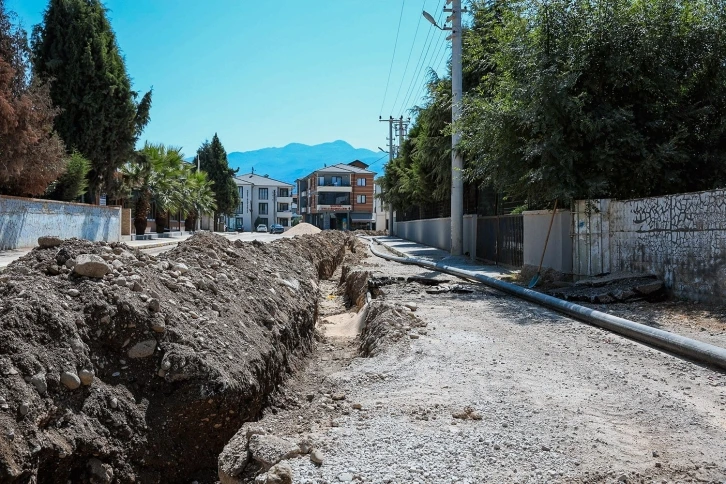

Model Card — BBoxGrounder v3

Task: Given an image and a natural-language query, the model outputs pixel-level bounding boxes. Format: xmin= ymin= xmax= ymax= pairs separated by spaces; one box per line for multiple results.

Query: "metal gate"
xmin=476 ymin=215 xmax=524 ymax=267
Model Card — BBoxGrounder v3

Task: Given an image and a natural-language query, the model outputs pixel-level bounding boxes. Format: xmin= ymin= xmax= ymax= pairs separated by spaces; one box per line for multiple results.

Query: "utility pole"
xmin=449 ymin=0 xmax=464 ymax=256
xmin=379 ymin=116 xmax=410 ymax=235
xmin=424 ymin=0 xmax=465 ymax=256
xmin=380 ymin=116 xmax=395 ymax=235
xmin=196 ymin=154 xmax=201 ymax=233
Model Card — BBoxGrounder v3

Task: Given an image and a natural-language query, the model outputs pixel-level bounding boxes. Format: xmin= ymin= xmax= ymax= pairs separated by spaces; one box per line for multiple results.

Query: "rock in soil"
xmin=0 ymin=231 xmax=351 ymax=482
xmin=73 ymin=253 xmax=111 ymax=278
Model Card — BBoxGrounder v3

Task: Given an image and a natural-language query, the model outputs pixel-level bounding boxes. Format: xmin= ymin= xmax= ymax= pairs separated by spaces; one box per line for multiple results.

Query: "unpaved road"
xmin=253 ymin=246 xmax=726 ymax=484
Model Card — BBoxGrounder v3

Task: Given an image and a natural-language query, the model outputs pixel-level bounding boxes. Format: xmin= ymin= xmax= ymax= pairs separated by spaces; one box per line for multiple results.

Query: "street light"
xmin=422 ymin=10 xmax=441 ymax=29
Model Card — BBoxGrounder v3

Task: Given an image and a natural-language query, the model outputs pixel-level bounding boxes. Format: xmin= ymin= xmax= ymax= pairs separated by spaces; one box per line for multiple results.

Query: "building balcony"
xmin=300 ymin=191 xmax=307 ymax=197
xmin=277 ymin=196 xmax=293 ymax=204
xmin=277 ymin=210 xmax=292 ymax=218
xmin=316 ymin=186 xmax=352 ymax=193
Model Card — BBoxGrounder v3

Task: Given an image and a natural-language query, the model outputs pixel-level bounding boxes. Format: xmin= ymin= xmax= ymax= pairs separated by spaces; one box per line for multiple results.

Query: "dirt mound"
xmin=0 ymin=231 xmax=351 ymax=483
xmin=359 ymin=301 xmax=427 ymax=357
xmin=284 ymin=223 xmax=321 ymax=236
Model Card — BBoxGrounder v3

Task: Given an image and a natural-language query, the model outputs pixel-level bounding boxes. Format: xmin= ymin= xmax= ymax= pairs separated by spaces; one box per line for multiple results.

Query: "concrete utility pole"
xmin=379 ymin=116 xmax=411 ymax=235
xmin=424 ymin=0 xmax=464 ymax=256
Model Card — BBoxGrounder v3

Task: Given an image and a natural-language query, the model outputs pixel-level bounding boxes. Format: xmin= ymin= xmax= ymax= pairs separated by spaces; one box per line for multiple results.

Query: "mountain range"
xmin=222 ymin=140 xmax=385 ymax=184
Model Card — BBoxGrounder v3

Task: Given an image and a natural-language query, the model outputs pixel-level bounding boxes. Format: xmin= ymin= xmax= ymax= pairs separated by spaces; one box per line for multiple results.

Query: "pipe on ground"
xmin=367 ymin=239 xmax=726 ymax=371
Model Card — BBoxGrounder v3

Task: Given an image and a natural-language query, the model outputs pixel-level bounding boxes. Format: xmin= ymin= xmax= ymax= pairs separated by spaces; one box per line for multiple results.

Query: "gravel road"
xmin=253 ymin=247 xmax=726 ymax=484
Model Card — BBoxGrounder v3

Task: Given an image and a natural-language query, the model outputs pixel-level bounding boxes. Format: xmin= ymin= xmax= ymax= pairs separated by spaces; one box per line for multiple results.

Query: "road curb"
xmin=129 ymin=241 xmax=180 ymax=250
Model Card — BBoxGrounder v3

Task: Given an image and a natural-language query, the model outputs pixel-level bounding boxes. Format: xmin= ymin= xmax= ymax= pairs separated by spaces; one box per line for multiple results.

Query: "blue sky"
xmin=9 ymin=0 xmax=453 ymax=155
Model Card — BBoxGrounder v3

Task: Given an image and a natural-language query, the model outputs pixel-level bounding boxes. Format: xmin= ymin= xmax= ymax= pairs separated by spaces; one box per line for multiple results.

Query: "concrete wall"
xmin=572 ymin=199 xmax=611 ymax=277
xmin=0 ymin=195 xmax=121 ymax=249
xmin=573 ymin=190 xmax=726 ymax=302
xmin=393 ymin=215 xmax=477 ymax=258
xmin=523 ymin=209 xmax=572 ymax=274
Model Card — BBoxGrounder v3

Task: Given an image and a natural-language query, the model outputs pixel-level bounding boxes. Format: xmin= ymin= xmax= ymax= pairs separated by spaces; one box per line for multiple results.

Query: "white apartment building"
xmin=226 ymin=173 xmax=294 ymax=231
xmin=373 ymin=182 xmax=390 ymax=232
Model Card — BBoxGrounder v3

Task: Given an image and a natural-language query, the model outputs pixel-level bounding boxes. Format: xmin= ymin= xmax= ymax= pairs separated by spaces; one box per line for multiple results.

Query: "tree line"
xmin=380 ymin=0 xmax=726 ymax=212
xmin=0 ymin=0 xmax=239 ymax=232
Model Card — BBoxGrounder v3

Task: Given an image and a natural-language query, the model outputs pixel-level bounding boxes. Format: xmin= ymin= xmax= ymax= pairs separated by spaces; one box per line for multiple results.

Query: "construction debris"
xmin=548 ymin=272 xmax=666 ymax=303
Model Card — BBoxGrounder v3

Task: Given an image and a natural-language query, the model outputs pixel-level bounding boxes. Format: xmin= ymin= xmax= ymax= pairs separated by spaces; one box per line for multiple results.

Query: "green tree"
xmin=180 ymin=166 xmax=216 ymax=232
xmin=196 ymin=133 xmax=239 ymax=231
xmin=461 ymin=0 xmax=726 ymax=204
xmin=122 ymin=143 xmax=185 ymax=235
xmin=31 ymin=0 xmax=152 ymax=199
xmin=0 ymin=0 xmax=66 ymax=197
xmin=46 ymin=151 xmax=91 ymax=201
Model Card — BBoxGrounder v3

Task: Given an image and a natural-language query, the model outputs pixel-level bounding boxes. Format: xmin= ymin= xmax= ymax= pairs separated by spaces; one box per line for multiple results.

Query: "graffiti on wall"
xmin=609 ymin=190 xmax=726 ymax=302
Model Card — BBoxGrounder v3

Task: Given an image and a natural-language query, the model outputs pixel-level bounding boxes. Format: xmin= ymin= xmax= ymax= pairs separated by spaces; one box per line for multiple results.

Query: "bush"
xmin=46 ymin=151 xmax=90 ymax=201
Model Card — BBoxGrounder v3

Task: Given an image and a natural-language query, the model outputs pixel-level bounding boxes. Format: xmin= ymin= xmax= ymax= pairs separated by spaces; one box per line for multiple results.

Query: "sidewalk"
xmin=370 ymin=236 xmax=516 ymax=280
xmin=0 ymin=231 xmax=238 ymax=270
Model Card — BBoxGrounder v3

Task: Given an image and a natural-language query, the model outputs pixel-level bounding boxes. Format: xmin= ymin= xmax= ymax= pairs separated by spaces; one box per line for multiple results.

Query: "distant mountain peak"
xmin=223 ymin=140 xmax=382 ymax=184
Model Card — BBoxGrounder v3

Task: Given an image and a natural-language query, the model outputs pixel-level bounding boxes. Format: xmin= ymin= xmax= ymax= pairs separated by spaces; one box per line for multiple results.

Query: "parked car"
xmin=256 ymin=224 xmax=268 ymax=233
xmin=269 ymin=224 xmax=284 ymax=234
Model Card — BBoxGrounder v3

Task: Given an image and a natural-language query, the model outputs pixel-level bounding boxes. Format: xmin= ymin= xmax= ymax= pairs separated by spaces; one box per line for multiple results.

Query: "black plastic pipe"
xmin=368 ymin=239 xmax=726 ymax=371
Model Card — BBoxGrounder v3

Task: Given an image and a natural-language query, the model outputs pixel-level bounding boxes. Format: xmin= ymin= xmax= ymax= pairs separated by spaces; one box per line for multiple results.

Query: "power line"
xmin=398 ymin=0 xmax=441 ymax=114
xmin=367 ymin=153 xmax=390 ymax=169
xmin=410 ymin=31 xmax=449 ymax=104
xmin=390 ymin=2 xmax=425 ymax=115
xmin=399 ymin=0 xmax=445 ymax=113
xmin=379 ymin=0 xmax=407 ymax=117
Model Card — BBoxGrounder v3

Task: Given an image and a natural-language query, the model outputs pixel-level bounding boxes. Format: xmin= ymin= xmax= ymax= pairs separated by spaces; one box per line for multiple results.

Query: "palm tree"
xmin=122 ymin=143 xmax=186 ymax=235
xmin=179 ymin=166 xmax=216 ymax=232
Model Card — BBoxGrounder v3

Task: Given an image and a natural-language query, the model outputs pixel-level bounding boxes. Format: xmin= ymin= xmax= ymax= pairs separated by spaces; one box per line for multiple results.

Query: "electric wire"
xmin=379 ymin=0 xmax=407 ymax=117
xmin=390 ymin=1 xmax=426 ymax=116
xmin=398 ymin=0 xmax=442 ymax=113
xmin=399 ymin=1 xmax=446 ymax=113
xmin=413 ymin=31 xmax=450 ymax=103
xmin=367 ymin=153 xmax=390 ymax=169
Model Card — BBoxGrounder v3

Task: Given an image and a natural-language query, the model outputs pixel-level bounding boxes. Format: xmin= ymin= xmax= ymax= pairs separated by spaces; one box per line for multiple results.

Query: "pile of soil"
xmin=0 ymin=231 xmax=352 ymax=483
xmin=284 ymin=223 xmax=321 ymax=236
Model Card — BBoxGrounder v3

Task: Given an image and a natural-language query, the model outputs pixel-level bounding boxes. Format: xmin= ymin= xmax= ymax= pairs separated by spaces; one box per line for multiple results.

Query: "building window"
xmin=318 ymin=176 xmax=325 ymax=186
xmin=332 ymin=176 xmax=342 ymax=187
xmin=357 ymin=178 xmax=366 ymax=186
xmin=237 ymin=201 xmax=244 ymax=214
xmin=278 ymin=188 xmax=289 ymax=197
xmin=357 ymin=195 xmax=366 ymax=204
xmin=278 ymin=203 xmax=289 ymax=212
xmin=259 ymin=188 xmax=268 ymax=200
xmin=259 ymin=218 xmax=268 ymax=226
xmin=279 ymin=218 xmax=289 ymax=227
xmin=259 ymin=203 xmax=268 ymax=215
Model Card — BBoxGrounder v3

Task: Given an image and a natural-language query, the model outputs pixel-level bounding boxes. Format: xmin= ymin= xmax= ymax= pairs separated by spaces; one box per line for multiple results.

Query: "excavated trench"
xmin=216 ymin=255 xmax=427 ymax=484
xmin=0 ymin=232 xmax=354 ymax=483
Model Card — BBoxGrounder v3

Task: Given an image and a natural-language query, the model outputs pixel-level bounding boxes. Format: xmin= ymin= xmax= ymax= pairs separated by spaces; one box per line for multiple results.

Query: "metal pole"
xmin=450 ymin=0 xmax=464 ymax=255
xmin=196 ymin=154 xmax=201 ymax=233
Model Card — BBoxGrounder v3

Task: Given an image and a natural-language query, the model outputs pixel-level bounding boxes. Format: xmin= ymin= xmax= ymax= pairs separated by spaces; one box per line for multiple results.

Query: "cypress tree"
xmin=197 ymin=134 xmax=239 ymax=231
xmin=31 ymin=0 xmax=152 ymax=199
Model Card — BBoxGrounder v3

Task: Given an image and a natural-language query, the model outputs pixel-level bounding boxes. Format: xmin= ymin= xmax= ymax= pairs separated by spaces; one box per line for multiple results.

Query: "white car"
xmin=256 ymin=224 xmax=268 ymax=233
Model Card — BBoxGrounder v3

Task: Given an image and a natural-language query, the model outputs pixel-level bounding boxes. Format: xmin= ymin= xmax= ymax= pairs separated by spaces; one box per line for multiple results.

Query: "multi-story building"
xmin=226 ymin=173 xmax=294 ymax=231
xmin=297 ymin=161 xmax=375 ymax=230
xmin=373 ymin=182 xmax=390 ymax=232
